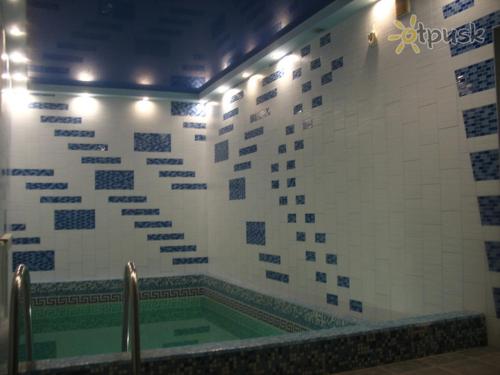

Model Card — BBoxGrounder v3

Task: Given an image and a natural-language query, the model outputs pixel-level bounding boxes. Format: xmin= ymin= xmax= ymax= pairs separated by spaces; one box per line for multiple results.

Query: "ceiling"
xmin=25 ymin=0 xmax=337 ymax=94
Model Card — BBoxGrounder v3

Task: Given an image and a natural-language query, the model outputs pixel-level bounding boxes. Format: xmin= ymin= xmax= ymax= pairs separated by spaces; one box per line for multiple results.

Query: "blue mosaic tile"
xmin=443 ymin=0 xmax=474 ymax=19
xmin=223 ymin=108 xmax=239 ymax=120
xmin=134 ymin=133 xmax=171 ymax=152
xmin=239 ymin=144 xmax=257 ymax=156
xmin=256 ymin=88 xmax=277 ymax=105
xmin=219 ymin=124 xmax=234 ymax=136
xmin=320 ymin=33 xmax=331 ymax=47
xmin=316 ymin=272 xmax=327 ymax=283
xmin=67 ymin=143 xmax=108 ymax=152
xmin=305 ymin=251 xmax=316 ymax=261
xmin=12 ymin=251 xmax=54 ymax=271
xmin=172 ymin=257 xmax=208 ymax=265
xmin=326 ymin=253 xmax=337 ymax=265
xmin=234 ymin=161 xmax=251 ymax=172
xmin=54 ymin=209 xmax=95 ymax=230
xmin=316 ymin=233 xmax=326 ymax=243
xmin=296 ymin=231 xmax=306 ymax=242
xmin=470 ymin=150 xmax=499 ymax=181
xmin=493 ymin=288 xmax=500 ymax=318
xmin=147 ymin=233 xmax=184 ymax=241
xmin=293 ymin=68 xmax=302 ymax=80
xmin=262 ymin=70 xmax=284 ymax=86
xmin=122 ymin=209 xmax=160 ymax=216
xmin=160 ymin=245 xmax=196 ymax=253
xmin=10 ymin=224 xmax=26 ymax=231
xmin=95 ymin=170 xmax=134 ymax=190
xmin=331 ymin=56 xmax=344 ymax=71
xmin=338 ymin=276 xmax=350 ymax=288
xmin=147 ymin=158 xmax=183 ymax=165
xmin=286 ymin=124 xmax=295 ymax=135
xmin=271 ymin=163 xmax=279 ymax=173
xmin=326 ymin=293 xmax=338 ymax=306
xmin=12 ymin=237 xmax=40 ymax=245
xmin=312 ymin=96 xmax=323 ymax=108
xmin=321 ymin=72 xmax=332 ymax=85
xmin=287 ymin=178 xmax=296 ymax=188
xmin=485 ymin=241 xmax=500 ymax=272
xmin=478 ymin=196 xmax=500 ymax=225
xmin=183 ymin=122 xmax=206 ymax=129
xmin=288 ymin=213 xmax=296 ymax=223
xmin=463 ymin=103 xmax=498 ymax=138
xmin=272 ymin=180 xmax=280 ymax=189
xmin=82 ymin=157 xmax=121 ymax=164
xmin=294 ymin=104 xmax=303 ymax=115
xmin=230 ymin=90 xmax=244 ymax=103
xmin=171 ymin=101 xmax=206 ymax=117
xmin=41 ymin=116 xmax=82 ymax=124
xmin=259 ymin=253 xmax=281 ymax=264
xmin=108 ymin=196 xmax=147 ymax=203
xmin=215 ymin=140 xmax=229 ymax=163
xmin=40 ymin=196 xmax=82 ymax=203
xmin=455 ymin=59 xmax=495 ymax=97
xmin=287 ymin=160 xmax=296 ymax=170
xmin=229 ymin=177 xmax=245 ymax=200
xmin=246 ymin=221 xmax=265 ymax=245
xmin=305 ymin=213 xmax=315 ymax=223
xmin=278 ymin=144 xmax=287 ymax=154
xmin=195 ymin=134 xmax=206 ymax=142
xmin=295 ymin=140 xmax=304 ymax=150
xmin=266 ymin=270 xmax=289 ymax=283
xmin=301 ymin=45 xmax=310 ymax=57
xmin=296 ymin=194 xmax=305 ymax=205
xmin=29 ymin=102 xmax=68 ymax=110
xmin=302 ymin=81 xmax=312 ymax=93
xmin=54 ymin=129 xmax=94 ymax=137
xmin=350 ymin=299 xmax=363 ymax=313
xmin=26 ymin=183 xmax=68 ymax=190
xmin=250 ymin=108 xmax=271 ymax=123
xmin=6 ymin=169 xmax=54 ymax=176
xmin=279 ymin=196 xmax=288 ymax=206
xmin=171 ymin=183 xmax=207 ymax=190
xmin=449 ymin=11 xmax=500 ymax=57
xmin=245 ymin=126 xmax=264 ymax=140
xmin=310 ymin=58 xmax=321 ymax=70
xmin=159 ymin=171 xmax=195 ymax=177
xmin=135 ymin=221 xmax=172 ymax=228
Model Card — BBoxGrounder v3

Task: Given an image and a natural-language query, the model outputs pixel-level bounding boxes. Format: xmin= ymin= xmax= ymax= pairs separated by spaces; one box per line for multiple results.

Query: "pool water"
xmin=22 ymin=296 xmax=285 ymax=360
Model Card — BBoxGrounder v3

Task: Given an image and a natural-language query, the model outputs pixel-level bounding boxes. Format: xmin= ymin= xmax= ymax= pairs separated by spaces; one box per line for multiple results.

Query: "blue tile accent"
xmin=245 ymin=127 xmax=264 ymax=140
xmin=278 ymin=144 xmax=287 ymax=154
xmin=147 ymin=233 xmax=184 ymax=241
xmin=183 ymin=122 xmax=206 ymax=129
xmin=338 ymin=276 xmax=350 ymax=288
xmin=316 ymin=272 xmax=327 ymax=283
xmin=288 ymin=213 xmax=296 ymax=223
xmin=331 ymin=56 xmax=344 ymax=71
xmin=172 ymin=257 xmax=208 ymax=265
xmin=171 ymin=101 xmax=206 ymax=117
xmin=134 ymin=133 xmax=171 ymax=152
xmin=229 ymin=177 xmax=245 ymax=200
xmin=326 ymin=253 xmax=338 ymax=265
xmin=12 ymin=251 xmax=54 ymax=271
xmin=230 ymin=90 xmax=244 ymax=103
xmin=250 ymin=108 xmax=271 ymax=123
xmin=470 ymin=150 xmax=499 ymax=181
xmin=108 ymin=196 xmax=147 ymax=203
xmin=296 ymin=195 xmax=305 ymax=205
xmin=239 ymin=145 xmax=257 ymax=156
xmin=310 ymin=58 xmax=321 ymax=70
xmin=40 ymin=196 xmax=82 ymax=203
xmin=147 ymin=158 xmax=183 ymax=165
xmin=271 ymin=163 xmax=279 ymax=173
xmin=305 ymin=251 xmax=316 ymax=262
xmin=493 ymin=288 xmax=500 ymax=318
xmin=68 ymin=143 xmax=108 ymax=151
xmin=287 ymin=178 xmax=296 ymax=188
xmin=320 ymin=33 xmax=331 ymax=46
xmin=287 ymin=160 xmax=296 ymax=170
xmin=54 ymin=209 xmax=95 ymax=230
xmin=223 ymin=108 xmax=239 ymax=120
xmin=305 ymin=213 xmax=315 ymax=223
xmin=10 ymin=224 xmax=26 ymax=231
xmin=262 ymin=70 xmax=284 ymax=86
xmin=279 ymin=196 xmax=288 ymax=206
xmin=54 ymin=129 xmax=94 ymax=137
xmin=159 ymin=171 xmax=196 ymax=177
xmin=160 ymin=245 xmax=197 ymax=253
xmin=6 ymin=169 xmax=54 ymax=176
xmin=215 ymin=140 xmax=229 ymax=163
xmin=266 ymin=270 xmax=289 ymax=283
xmin=315 ymin=233 xmax=326 ymax=243
xmin=135 ymin=221 xmax=172 ymax=228
xmin=295 ymin=140 xmax=304 ymax=150
xmin=286 ymin=124 xmax=295 ymax=135
xmin=246 ymin=222 xmax=265 ymax=245
xmin=312 ymin=96 xmax=323 ymax=108
xmin=256 ymin=88 xmax=277 ymax=105
xmin=350 ymin=299 xmax=363 ymax=313
xmin=293 ymin=68 xmax=302 ymax=80
xmin=41 ymin=116 xmax=82 ymax=124
xmin=12 ymin=237 xmax=40 ymax=245
xmin=321 ymin=72 xmax=332 ymax=85
xmin=82 ymin=157 xmax=121 ymax=164
xmin=259 ymin=253 xmax=281 ymax=264
xmin=95 ymin=170 xmax=134 ymax=190
xmin=29 ymin=102 xmax=68 ymax=110
xmin=326 ymin=293 xmax=338 ymax=306
xmin=449 ymin=11 xmax=500 ymax=57
xmin=443 ymin=0 xmax=474 ymax=19
xmin=293 ymin=104 xmax=303 ymax=115
xmin=455 ymin=59 xmax=495 ymax=97
xmin=26 ymin=183 xmax=68 ymax=190
xmin=171 ymin=183 xmax=207 ymax=190
xmin=296 ymin=232 xmax=306 ymax=242
xmin=301 ymin=45 xmax=310 ymax=57
xmin=272 ymin=180 xmax=280 ymax=189
xmin=302 ymin=81 xmax=312 ymax=93
xmin=234 ymin=161 xmax=251 ymax=172
xmin=485 ymin=242 xmax=500 ymax=272
xmin=194 ymin=134 xmax=206 ymax=142
xmin=478 ymin=196 xmax=500 ymax=225
xmin=122 ymin=209 xmax=160 ymax=216
xmin=219 ymin=124 xmax=234 ymax=136
xmin=463 ymin=103 xmax=498 ymax=138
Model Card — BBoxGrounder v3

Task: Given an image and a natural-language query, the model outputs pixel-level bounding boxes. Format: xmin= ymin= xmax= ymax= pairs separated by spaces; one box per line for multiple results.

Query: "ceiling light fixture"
xmin=8 ymin=24 xmax=26 ymax=37
xmin=216 ymin=85 xmax=229 ymax=94
xmin=77 ymin=71 xmax=95 ymax=82
xmin=242 ymin=72 xmax=251 ymax=79
xmin=270 ymin=49 xmax=287 ymax=60
xmin=12 ymin=72 xmax=28 ymax=82
xmin=9 ymin=51 xmax=28 ymax=64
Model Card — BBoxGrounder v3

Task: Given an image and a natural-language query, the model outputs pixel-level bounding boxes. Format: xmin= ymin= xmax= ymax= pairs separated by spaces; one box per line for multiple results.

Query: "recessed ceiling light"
xmin=270 ymin=50 xmax=287 ymax=60
xmin=9 ymin=51 xmax=28 ymax=64
xmin=77 ymin=71 xmax=95 ymax=82
xmin=8 ymin=25 xmax=26 ymax=37
xmin=216 ymin=85 xmax=229 ymax=94
xmin=242 ymin=72 xmax=251 ymax=79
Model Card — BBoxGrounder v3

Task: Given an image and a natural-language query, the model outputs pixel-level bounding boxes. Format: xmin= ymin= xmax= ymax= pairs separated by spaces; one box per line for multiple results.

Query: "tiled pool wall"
xmin=206 ymin=0 xmax=500 ymax=344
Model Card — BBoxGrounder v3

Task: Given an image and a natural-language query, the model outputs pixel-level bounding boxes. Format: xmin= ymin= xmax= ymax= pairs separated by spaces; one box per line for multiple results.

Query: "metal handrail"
xmin=122 ymin=261 xmax=141 ymax=375
xmin=8 ymin=264 xmax=33 ymax=375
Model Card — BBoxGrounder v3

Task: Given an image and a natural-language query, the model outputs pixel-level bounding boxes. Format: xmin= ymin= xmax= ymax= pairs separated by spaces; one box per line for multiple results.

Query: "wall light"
xmin=77 ymin=70 xmax=95 ymax=82
xmin=242 ymin=71 xmax=251 ymax=79
xmin=1 ymin=53 xmax=8 ymax=61
xmin=277 ymin=54 xmax=299 ymax=72
xmin=1 ymin=73 xmax=11 ymax=80
xmin=72 ymin=93 xmax=99 ymax=115
xmin=12 ymin=72 xmax=28 ymax=82
xmin=373 ymin=0 xmax=394 ymax=22
xmin=3 ymin=88 xmax=31 ymax=111
xmin=270 ymin=50 xmax=287 ymax=61
xmin=8 ymin=24 xmax=26 ymax=37
xmin=216 ymin=85 xmax=229 ymax=94
xmin=135 ymin=96 xmax=155 ymax=114
xmin=9 ymin=51 xmax=28 ymax=64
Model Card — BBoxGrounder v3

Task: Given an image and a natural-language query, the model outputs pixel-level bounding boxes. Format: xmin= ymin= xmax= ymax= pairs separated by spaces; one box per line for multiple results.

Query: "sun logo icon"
xmin=388 ymin=14 xmax=421 ymax=55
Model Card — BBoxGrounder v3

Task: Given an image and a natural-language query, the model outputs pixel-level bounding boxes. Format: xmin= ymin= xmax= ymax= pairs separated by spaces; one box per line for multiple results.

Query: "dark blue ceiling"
xmin=26 ymin=0 xmax=336 ymax=93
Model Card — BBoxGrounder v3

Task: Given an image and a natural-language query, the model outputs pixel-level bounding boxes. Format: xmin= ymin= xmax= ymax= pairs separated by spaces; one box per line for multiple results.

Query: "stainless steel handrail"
xmin=122 ymin=261 xmax=141 ymax=375
xmin=8 ymin=264 xmax=33 ymax=375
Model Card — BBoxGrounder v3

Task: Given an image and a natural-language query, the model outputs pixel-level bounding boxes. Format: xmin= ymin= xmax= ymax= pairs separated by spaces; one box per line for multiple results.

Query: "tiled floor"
xmin=337 ymin=347 xmax=500 ymax=375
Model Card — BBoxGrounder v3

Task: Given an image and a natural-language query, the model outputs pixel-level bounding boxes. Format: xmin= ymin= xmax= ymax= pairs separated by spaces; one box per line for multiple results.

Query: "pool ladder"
xmin=122 ymin=261 xmax=141 ymax=375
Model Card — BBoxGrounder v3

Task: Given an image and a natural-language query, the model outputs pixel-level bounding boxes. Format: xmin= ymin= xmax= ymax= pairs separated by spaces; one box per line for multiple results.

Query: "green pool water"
xmin=21 ymin=296 xmax=285 ymax=361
